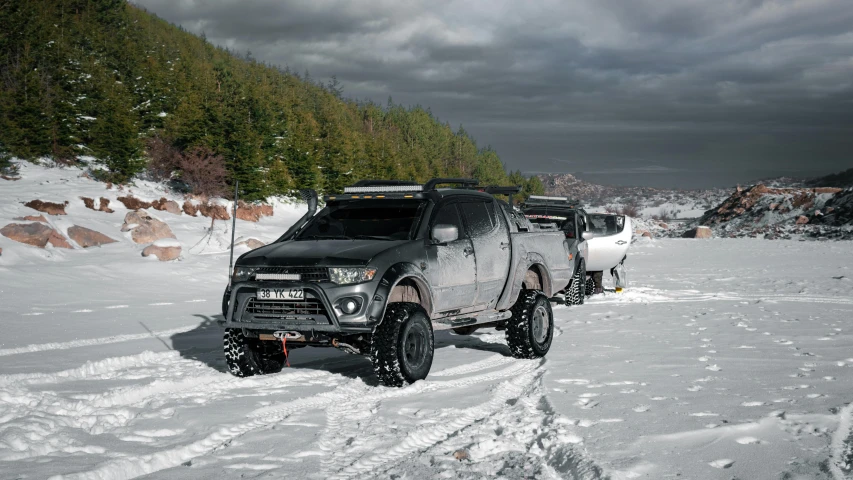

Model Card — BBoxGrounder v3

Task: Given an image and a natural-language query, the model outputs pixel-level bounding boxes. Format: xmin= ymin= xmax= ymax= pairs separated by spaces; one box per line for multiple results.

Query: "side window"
xmin=431 ymin=203 xmax=465 ymax=239
xmin=459 ymin=201 xmax=495 ymax=237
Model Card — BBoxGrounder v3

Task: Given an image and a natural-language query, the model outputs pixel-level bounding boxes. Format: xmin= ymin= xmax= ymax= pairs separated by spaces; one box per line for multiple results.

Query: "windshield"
xmin=296 ymin=199 xmax=426 ymax=241
xmin=587 ymin=214 xmax=624 ymax=235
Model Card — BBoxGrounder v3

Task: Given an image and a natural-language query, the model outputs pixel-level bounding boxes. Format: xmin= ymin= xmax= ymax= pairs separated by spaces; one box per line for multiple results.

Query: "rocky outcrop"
xmin=142 ymin=240 xmax=181 ymax=261
xmin=121 ymin=210 xmax=176 ymax=244
xmin=151 ymin=197 xmax=182 ymax=215
xmin=80 ymin=197 xmax=115 ymax=213
xmin=14 ymin=215 xmax=48 ymax=223
xmin=236 ymin=201 xmax=274 ymax=222
xmin=67 ymin=226 xmax=117 ymax=248
xmin=795 ymin=215 xmax=809 ymax=225
xmin=182 ymin=201 xmax=199 ymax=216
xmin=198 ymin=202 xmax=230 ymax=221
xmin=1 ymin=223 xmax=72 ymax=248
xmin=116 ymin=196 xmax=152 ymax=210
xmin=24 ymin=200 xmax=68 ymax=215
xmin=682 ymin=226 xmax=713 ymax=238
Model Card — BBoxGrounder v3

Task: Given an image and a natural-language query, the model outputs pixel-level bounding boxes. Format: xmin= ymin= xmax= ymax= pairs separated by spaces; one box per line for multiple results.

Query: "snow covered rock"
xmin=236 ymin=237 xmax=265 ymax=249
xmin=0 ymin=222 xmax=72 ymax=248
xmin=141 ymin=239 xmax=181 ymax=261
xmin=116 ymin=196 xmax=152 ymax=210
xmin=23 ymin=199 xmax=68 ymax=215
xmin=182 ymin=200 xmax=199 ymax=216
xmin=80 ymin=196 xmax=114 ymax=213
xmin=151 ymin=197 xmax=182 ymax=215
xmin=682 ymin=226 xmax=713 ymax=238
xmin=236 ymin=201 xmax=273 ymax=222
xmin=14 ymin=215 xmax=47 ymax=223
xmin=121 ymin=210 xmax=176 ymax=244
xmin=199 ymin=202 xmax=230 ymax=221
xmin=796 ymin=215 xmax=810 ymax=225
xmin=67 ymin=225 xmax=117 ymax=248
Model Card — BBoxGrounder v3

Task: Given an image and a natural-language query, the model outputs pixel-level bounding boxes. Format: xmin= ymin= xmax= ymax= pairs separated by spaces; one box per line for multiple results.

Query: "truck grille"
xmin=253 ymin=267 xmax=329 ymax=282
xmin=246 ymin=298 xmax=327 ymax=318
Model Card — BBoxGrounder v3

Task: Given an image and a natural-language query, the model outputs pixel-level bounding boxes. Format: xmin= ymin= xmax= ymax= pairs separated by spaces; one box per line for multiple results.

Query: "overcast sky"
xmin=134 ymin=0 xmax=853 ymax=188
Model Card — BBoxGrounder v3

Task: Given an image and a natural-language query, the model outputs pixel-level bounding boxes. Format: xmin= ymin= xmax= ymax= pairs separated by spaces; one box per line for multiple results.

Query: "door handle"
xmin=500 ymin=242 xmax=510 ymax=250
xmin=463 ymin=247 xmax=473 ymax=257
xmin=616 ymin=240 xmax=627 ymax=245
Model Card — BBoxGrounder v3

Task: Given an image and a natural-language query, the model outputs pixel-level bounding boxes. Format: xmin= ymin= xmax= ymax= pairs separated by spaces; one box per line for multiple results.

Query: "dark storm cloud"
xmin=133 ymin=0 xmax=853 ymax=188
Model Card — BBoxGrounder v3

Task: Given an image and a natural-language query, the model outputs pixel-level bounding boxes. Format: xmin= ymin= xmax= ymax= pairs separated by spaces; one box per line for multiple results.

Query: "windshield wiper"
xmin=351 ymin=235 xmax=396 ymax=241
xmin=298 ymin=235 xmax=352 ymax=240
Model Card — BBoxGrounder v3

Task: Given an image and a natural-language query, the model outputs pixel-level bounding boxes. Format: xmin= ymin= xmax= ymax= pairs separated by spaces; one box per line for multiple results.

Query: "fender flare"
xmin=368 ymin=262 xmax=435 ymax=322
xmin=505 ymin=254 xmax=554 ymax=307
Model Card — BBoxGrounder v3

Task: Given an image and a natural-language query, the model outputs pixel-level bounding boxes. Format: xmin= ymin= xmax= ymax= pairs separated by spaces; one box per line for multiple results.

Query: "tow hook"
xmin=332 ymin=338 xmax=361 ymax=355
xmin=273 ymin=331 xmax=303 ymax=341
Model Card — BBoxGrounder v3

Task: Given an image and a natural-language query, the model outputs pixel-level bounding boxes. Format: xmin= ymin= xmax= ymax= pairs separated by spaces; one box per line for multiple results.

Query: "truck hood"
xmin=237 ymin=239 xmax=409 ymax=267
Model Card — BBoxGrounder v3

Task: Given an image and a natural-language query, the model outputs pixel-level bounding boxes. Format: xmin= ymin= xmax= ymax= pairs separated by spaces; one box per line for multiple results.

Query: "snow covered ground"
xmin=2 ymin=165 xmax=853 ymax=479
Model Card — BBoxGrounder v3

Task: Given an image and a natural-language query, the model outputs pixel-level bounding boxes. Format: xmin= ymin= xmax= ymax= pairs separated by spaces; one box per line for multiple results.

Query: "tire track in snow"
xmin=327 ymin=368 xmax=542 ymax=479
xmin=0 ymin=350 xmax=177 ymax=385
xmin=0 ymin=325 xmax=198 ymax=357
xmin=56 ymin=360 xmax=541 ymax=480
xmin=429 ymin=353 xmax=514 ymax=377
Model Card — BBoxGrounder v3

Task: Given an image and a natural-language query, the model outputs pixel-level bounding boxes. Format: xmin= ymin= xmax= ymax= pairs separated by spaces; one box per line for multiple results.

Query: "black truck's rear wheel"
xmin=370 ymin=302 xmax=434 ymax=387
xmin=224 ymin=328 xmax=286 ymax=377
xmin=567 ymin=261 xmax=586 ymax=305
xmin=505 ymin=290 xmax=554 ymax=359
xmin=585 ymin=276 xmax=595 ymax=296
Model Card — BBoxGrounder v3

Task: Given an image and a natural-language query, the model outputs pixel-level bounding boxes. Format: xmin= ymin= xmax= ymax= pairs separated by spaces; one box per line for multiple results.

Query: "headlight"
xmin=329 ymin=267 xmax=377 ymax=285
xmin=232 ymin=266 xmax=257 ymax=283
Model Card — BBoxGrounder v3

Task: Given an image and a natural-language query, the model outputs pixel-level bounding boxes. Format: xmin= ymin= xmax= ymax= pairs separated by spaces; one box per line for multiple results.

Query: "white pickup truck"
xmin=520 ymin=196 xmax=631 ymax=297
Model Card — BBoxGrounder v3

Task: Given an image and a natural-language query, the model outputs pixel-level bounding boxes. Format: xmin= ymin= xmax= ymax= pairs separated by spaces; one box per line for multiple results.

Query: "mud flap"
xmin=610 ymin=258 xmax=627 ymax=290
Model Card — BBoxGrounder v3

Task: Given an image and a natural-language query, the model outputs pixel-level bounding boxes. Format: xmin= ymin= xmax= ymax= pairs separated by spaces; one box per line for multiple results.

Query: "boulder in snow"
xmin=182 ymin=200 xmax=199 ymax=216
xmin=80 ymin=196 xmax=115 ymax=213
xmin=236 ymin=237 xmax=265 ymax=249
xmin=1 ymin=222 xmax=72 ymax=249
xmin=116 ymin=195 xmax=152 ymax=210
xmin=121 ymin=210 xmax=176 ymax=244
xmin=68 ymin=225 xmax=117 ymax=248
xmin=23 ymin=199 xmax=68 ymax=215
xmin=14 ymin=215 xmax=48 ymax=223
xmin=635 ymin=229 xmax=652 ymax=238
xmin=236 ymin=201 xmax=273 ymax=222
xmin=199 ymin=202 xmax=230 ymax=221
xmin=795 ymin=215 xmax=809 ymax=225
xmin=142 ymin=239 xmax=182 ymax=261
xmin=151 ymin=197 xmax=182 ymax=215
xmin=682 ymin=226 xmax=713 ymax=239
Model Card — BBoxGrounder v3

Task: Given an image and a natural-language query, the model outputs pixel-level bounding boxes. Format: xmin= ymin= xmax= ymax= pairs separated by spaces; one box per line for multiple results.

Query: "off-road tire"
xmin=505 ymin=289 xmax=554 ymax=359
xmin=567 ymin=261 xmax=586 ymax=305
xmin=370 ymin=302 xmax=434 ymax=387
xmin=585 ymin=276 xmax=595 ymax=296
xmin=224 ymin=328 xmax=286 ymax=377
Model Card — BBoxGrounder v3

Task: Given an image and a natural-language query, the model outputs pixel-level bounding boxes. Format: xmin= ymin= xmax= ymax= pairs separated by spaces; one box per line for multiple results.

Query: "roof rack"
xmin=523 ymin=195 xmax=580 ymax=207
xmin=460 ymin=185 xmax=523 ymax=206
xmin=423 ymin=178 xmax=479 ymax=190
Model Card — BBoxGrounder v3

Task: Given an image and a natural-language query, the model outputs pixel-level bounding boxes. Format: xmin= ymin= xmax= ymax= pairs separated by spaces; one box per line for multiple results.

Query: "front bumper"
xmin=222 ymin=280 xmax=379 ymax=334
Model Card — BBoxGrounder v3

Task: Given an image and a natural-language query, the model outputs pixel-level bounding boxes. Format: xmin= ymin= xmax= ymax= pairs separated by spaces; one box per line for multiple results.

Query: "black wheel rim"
xmin=403 ymin=322 xmax=428 ymax=370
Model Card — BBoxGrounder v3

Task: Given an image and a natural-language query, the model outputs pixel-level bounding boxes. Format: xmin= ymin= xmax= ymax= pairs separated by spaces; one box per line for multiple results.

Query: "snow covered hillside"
xmin=2 ymin=165 xmax=853 ymax=479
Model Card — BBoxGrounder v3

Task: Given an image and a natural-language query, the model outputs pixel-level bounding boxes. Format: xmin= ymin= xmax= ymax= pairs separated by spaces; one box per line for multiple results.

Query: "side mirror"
xmin=582 ymin=231 xmax=597 ymax=240
xmin=432 ymin=224 xmax=459 ymax=244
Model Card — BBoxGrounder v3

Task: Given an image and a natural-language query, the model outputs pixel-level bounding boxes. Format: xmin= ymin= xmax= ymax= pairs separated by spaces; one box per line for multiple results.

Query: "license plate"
xmin=256 ymin=288 xmax=304 ymax=301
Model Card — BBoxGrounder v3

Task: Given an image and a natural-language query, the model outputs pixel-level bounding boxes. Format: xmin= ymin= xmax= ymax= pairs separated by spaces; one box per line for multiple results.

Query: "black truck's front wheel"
xmin=224 ymin=328 xmax=286 ymax=377
xmin=370 ymin=302 xmax=434 ymax=387
xmin=505 ymin=289 xmax=554 ymax=359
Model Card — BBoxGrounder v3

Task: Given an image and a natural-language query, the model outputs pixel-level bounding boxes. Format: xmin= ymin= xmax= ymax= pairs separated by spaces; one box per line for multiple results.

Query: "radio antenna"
xmin=227 ymin=180 xmax=239 ymax=287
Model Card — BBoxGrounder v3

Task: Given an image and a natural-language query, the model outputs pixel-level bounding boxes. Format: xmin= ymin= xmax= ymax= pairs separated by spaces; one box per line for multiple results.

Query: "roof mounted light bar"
xmin=343 ymin=185 xmax=424 ymax=193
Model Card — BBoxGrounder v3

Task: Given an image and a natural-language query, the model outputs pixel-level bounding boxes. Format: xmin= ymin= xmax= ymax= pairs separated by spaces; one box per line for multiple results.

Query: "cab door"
xmin=425 ymin=202 xmax=478 ymax=314
xmin=459 ymin=199 xmax=512 ymax=309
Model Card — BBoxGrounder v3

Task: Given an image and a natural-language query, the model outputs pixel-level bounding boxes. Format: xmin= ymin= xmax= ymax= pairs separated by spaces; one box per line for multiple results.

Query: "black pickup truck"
xmin=221 ymin=179 xmax=579 ymax=386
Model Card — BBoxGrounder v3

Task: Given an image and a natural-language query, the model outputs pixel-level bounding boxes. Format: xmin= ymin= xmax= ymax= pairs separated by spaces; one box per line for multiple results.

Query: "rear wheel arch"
xmin=522 ymin=262 xmax=552 ymax=296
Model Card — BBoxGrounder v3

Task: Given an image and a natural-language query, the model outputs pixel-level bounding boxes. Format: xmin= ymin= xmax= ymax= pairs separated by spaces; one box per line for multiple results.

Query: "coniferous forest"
xmin=0 ymin=0 xmax=543 ymax=200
